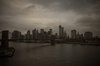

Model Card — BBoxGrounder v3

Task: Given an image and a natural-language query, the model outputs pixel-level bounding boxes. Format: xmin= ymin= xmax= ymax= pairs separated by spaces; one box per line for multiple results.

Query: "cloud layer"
xmin=0 ymin=0 xmax=100 ymax=36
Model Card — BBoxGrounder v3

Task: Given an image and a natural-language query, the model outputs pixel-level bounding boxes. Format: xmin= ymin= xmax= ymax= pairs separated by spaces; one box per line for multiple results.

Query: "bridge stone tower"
xmin=1 ymin=30 xmax=9 ymax=48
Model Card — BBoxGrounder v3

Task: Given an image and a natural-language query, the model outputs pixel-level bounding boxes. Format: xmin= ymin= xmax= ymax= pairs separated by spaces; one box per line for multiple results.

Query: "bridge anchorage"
xmin=0 ymin=30 xmax=15 ymax=57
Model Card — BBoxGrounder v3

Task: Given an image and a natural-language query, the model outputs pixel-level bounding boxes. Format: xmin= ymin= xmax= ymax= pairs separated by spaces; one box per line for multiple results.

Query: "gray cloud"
xmin=0 ymin=0 xmax=100 ymax=36
xmin=77 ymin=17 xmax=100 ymax=29
xmin=1 ymin=0 xmax=100 ymax=14
xmin=29 ymin=0 xmax=100 ymax=14
xmin=76 ymin=15 xmax=100 ymax=36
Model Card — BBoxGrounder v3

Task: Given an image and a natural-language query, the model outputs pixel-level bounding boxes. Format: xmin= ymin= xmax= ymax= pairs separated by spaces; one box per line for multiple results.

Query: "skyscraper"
xmin=48 ymin=29 xmax=52 ymax=39
xmin=59 ymin=25 xmax=62 ymax=39
xmin=32 ymin=29 xmax=37 ymax=39
xmin=26 ymin=30 xmax=31 ymax=39
xmin=49 ymin=29 xmax=52 ymax=35
xmin=40 ymin=29 xmax=45 ymax=39
xmin=76 ymin=32 xmax=83 ymax=39
xmin=59 ymin=25 xmax=64 ymax=39
xmin=36 ymin=30 xmax=39 ymax=39
xmin=55 ymin=33 xmax=58 ymax=39
xmin=61 ymin=27 xmax=64 ymax=38
xmin=11 ymin=30 xmax=21 ymax=40
xmin=71 ymin=30 xmax=76 ymax=39
xmin=84 ymin=31 xmax=93 ymax=39
xmin=63 ymin=31 xmax=67 ymax=39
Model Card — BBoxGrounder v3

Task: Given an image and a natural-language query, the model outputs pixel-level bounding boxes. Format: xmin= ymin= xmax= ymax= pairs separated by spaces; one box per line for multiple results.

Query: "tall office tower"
xmin=67 ymin=35 xmax=69 ymax=39
xmin=71 ymin=30 xmax=76 ymax=39
xmin=20 ymin=35 xmax=24 ymax=40
xmin=59 ymin=25 xmax=62 ymax=39
xmin=26 ymin=30 xmax=31 ymax=39
xmin=49 ymin=29 xmax=52 ymax=35
xmin=11 ymin=30 xmax=21 ymax=40
xmin=63 ymin=31 xmax=67 ymax=39
xmin=55 ymin=33 xmax=58 ymax=39
xmin=24 ymin=34 xmax=27 ymax=39
xmin=36 ymin=30 xmax=39 ymax=39
xmin=84 ymin=31 xmax=93 ymax=39
xmin=40 ymin=29 xmax=45 ymax=39
xmin=47 ymin=29 xmax=52 ymax=39
xmin=80 ymin=34 xmax=84 ymax=39
xmin=32 ymin=29 xmax=37 ymax=39
xmin=61 ymin=27 xmax=64 ymax=38
xmin=59 ymin=25 xmax=65 ymax=39
xmin=76 ymin=32 xmax=84 ymax=39
xmin=44 ymin=31 xmax=48 ymax=39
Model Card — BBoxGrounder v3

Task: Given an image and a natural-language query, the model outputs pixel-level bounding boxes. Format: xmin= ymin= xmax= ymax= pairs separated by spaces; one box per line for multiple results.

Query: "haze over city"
xmin=0 ymin=0 xmax=100 ymax=36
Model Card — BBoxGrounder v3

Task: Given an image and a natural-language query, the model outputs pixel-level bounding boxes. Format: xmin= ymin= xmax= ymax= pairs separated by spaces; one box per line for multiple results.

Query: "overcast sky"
xmin=0 ymin=0 xmax=100 ymax=36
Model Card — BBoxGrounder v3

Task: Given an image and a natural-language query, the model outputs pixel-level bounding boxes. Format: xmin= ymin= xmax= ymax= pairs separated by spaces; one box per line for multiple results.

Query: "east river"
xmin=0 ymin=42 xmax=100 ymax=66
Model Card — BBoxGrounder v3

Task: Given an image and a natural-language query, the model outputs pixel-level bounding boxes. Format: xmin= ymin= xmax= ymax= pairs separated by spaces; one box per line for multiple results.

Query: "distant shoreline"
xmin=63 ymin=42 xmax=100 ymax=46
xmin=7 ymin=41 xmax=100 ymax=46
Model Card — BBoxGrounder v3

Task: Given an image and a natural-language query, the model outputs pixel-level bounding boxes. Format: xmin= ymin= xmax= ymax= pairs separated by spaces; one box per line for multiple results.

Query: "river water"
xmin=0 ymin=42 xmax=100 ymax=66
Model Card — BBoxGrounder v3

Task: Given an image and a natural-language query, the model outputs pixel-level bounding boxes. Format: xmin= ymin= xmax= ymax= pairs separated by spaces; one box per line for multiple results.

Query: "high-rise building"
xmin=36 ymin=30 xmax=39 ymax=39
xmin=40 ymin=29 xmax=45 ymax=39
xmin=76 ymin=32 xmax=83 ymax=39
xmin=61 ymin=27 xmax=64 ymax=38
xmin=11 ymin=30 xmax=21 ymax=40
xmin=59 ymin=25 xmax=62 ymax=39
xmin=63 ymin=31 xmax=67 ymax=39
xmin=84 ymin=31 xmax=93 ymax=39
xmin=44 ymin=31 xmax=48 ymax=39
xmin=71 ymin=30 xmax=76 ymax=39
xmin=20 ymin=35 xmax=24 ymax=40
xmin=32 ymin=29 xmax=37 ymax=39
xmin=49 ymin=29 xmax=52 ymax=35
xmin=59 ymin=25 xmax=64 ymax=39
xmin=26 ymin=30 xmax=31 ymax=39
xmin=55 ymin=33 xmax=58 ymax=39
xmin=47 ymin=29 xmax=52 ymax=39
